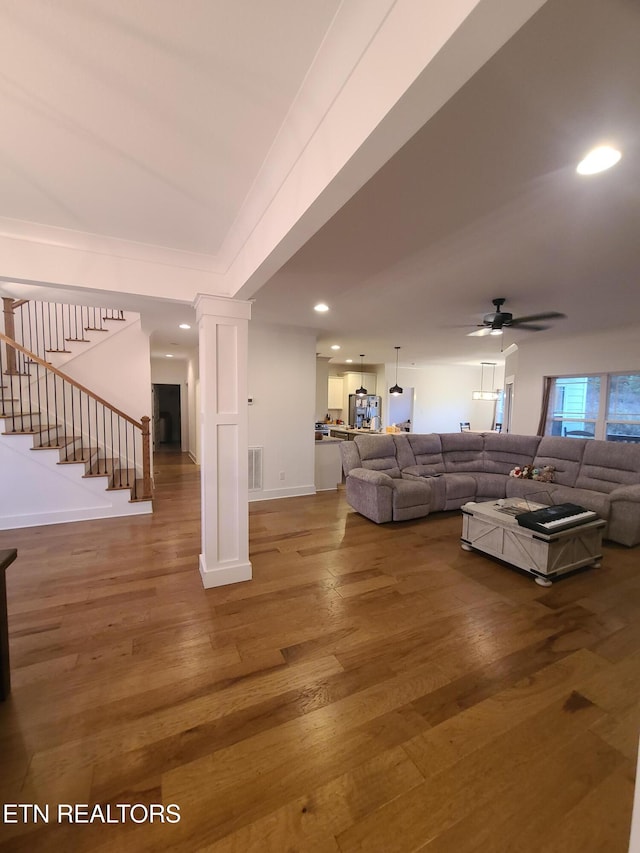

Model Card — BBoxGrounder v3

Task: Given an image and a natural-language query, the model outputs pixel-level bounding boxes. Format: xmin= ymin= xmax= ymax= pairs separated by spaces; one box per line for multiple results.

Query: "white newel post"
xmin=195 ymin=294 xmax=252 ymax=588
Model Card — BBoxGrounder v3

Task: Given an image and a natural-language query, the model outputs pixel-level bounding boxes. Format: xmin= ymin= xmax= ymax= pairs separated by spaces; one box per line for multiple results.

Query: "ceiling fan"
xmin=467 ymin=297 xmax=566 ymax=337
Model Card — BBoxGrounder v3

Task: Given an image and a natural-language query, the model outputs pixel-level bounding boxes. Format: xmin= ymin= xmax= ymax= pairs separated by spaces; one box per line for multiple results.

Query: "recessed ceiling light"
xmin=179 ymin=323 xmax=191 ymax=329
xmin=577 ymin=145 xmax=621 ymax=175
xmin=314 ymin=303 xmax=329 ymax=313
xmin=346 ymin=358 xmax=353 ymax=363
xmin=165 ymin=354 xmax=174 ymax=358
xmin=331 ymin=344 xmax=340 ymax=350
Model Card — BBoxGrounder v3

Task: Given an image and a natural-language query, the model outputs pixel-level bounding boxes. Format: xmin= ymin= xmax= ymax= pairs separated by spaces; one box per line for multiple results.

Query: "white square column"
xmin=195 ymin=294 xmax=252 ymax=588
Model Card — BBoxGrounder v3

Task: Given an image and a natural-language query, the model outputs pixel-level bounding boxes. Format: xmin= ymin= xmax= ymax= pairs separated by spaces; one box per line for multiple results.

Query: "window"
xmin=606 ymin=374 xmax=640 ymax=442
xmin=545 ymin=373 xmax=640 ymax=442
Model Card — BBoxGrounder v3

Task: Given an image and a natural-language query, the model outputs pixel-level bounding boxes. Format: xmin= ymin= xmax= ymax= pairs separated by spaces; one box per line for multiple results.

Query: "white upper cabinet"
xmin=328 ymin=375 xmax=344 ymax=409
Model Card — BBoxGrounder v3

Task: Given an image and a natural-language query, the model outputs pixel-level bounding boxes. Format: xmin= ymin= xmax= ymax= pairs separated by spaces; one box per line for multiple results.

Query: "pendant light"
xmin=356 ymin=354 xmax=368 ymax=396
xmin=389 ymin=346 xmax=403 ymax=395
xmin=472 ymin=362 xmax=500 ymax=401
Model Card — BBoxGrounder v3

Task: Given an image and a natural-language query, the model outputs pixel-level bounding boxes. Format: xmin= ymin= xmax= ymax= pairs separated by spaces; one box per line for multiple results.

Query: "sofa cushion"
xmin=405 ymin=434 xmax=445 ymax=471
xmin=440 ymin=473 xmax=477 ymax=510
xmin=483 ymin=433 xmax=541 ymax=475
xmin=533 ymin=436 xmax=587 ymax=487
xmin=391 ymin=478 xmax=432 ymax=515
xmin=393 ymin=434 xmax=419 ymax=470
xmin=575 ymin=441 xmax=640 ymax=493
xmin=353 ymin=434 xmax=401 ymax=478
xmin=472 ymin=472 xmax=509 ymax=500
xmin=546 ymin=485 xmax=612 ymax=519
xmin=505 ymin=476 xmax=560 ymax=502
xmin=440 ymin=432 xmax=485 ymax=473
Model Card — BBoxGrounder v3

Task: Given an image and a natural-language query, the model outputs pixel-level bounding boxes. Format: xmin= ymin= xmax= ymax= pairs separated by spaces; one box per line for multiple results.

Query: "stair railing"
xmin=0 ymin=332 xmax=151 ymax=500
xmin=1 ymin=298 xmax=126 ymax=364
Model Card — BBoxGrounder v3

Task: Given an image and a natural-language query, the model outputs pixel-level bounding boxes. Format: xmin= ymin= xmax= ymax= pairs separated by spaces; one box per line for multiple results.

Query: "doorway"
xmin=503 ymin=379 xmax=514 ymax=433
xmin=153 ymin=383 xmax=181 ymax=450
xmin=388 ymin=387 xmax=414 ymax=430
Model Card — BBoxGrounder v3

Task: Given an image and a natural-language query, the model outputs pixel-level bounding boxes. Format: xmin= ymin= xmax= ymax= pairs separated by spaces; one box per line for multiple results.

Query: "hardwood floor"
xmin=0 ymin=451 xmax=638 ymax=851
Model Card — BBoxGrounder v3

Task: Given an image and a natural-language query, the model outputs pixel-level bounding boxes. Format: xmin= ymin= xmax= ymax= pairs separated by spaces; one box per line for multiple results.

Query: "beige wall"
xmin=509 ymin=324 xmax=640 ymax=434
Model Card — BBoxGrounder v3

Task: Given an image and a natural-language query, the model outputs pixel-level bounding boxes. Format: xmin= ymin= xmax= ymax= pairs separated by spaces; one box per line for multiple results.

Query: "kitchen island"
xmin=328 ymin=427 xmax=387 ymax=440
xmin=314 ymin=436 xmax=344 ymax=490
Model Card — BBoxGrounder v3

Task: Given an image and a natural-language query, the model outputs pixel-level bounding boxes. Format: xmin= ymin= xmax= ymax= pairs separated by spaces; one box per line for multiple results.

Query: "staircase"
xmin=0 ymin=300 xmax=152 ymax=530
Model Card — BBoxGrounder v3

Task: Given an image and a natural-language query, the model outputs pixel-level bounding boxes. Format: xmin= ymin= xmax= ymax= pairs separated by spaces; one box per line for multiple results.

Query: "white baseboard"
xmin=248 ymin=484 xmax=315 ymax=502
xmin=0 ymin=500 xmax=152 ymax=530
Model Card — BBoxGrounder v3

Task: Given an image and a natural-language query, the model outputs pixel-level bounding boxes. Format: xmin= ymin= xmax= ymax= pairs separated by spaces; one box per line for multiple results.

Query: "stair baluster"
xmin=1 ymin=332 xmax=152 ymax=502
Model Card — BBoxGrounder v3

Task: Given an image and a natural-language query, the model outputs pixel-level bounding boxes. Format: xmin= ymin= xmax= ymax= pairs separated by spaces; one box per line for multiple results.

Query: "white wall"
xmin=187 ymin=354 xmax=199 ymax=463
xmin=510 ymin=324 xmax=640 ymax=435
xmin=62 ymin=318 xmax=152 ymax=423
xmin=248 ymin=323 xmax=316 ymax=500
xmin=392 ymin=363 xmax=505 ymax=433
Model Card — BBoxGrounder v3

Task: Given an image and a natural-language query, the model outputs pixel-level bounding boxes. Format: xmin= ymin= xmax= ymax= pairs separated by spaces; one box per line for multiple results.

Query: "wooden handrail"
xmin=0 ymin=331 xmax=143 ymax=429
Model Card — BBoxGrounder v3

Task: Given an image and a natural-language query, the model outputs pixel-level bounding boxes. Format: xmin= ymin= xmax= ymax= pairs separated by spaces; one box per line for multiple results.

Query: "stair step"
xmin=107 ymin=468 xmax=137 ymax=491
xmin=45 ymin=348 xmax=72 ymax=354
xmin=65 ymin=337 xmax=90 ymax=343
xmin=3 ymin=423 xmax=59 ymax=436
xmin=0 ymin=410 xmax=41 ymax=418
xmin=84 ymin=327 xmax=108 ymax=332
xmin=85 ymin=458 xmax=115 ymax=477
xmin=33 ymin=435 xmax=78 ymax=449
xmin=58 ymin=446 xmax=99 ymax=464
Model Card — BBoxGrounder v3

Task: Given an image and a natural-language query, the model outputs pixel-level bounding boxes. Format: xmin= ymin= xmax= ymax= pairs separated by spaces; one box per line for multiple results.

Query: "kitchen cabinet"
xmin=341 ymin=372 xmax=376 ymax=415
xmin=328 ymin=375 xmax=343 ymax=409
xmin=342 ymin=372 xmax=376 ymax=396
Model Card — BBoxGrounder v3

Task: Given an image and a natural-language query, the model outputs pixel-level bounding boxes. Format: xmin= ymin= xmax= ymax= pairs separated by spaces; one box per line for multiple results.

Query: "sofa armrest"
xmin=607 ymin=484 xmax=640 ymax=546
xmin=609 ymin=484 xmax=640 ymax=503
xmin=347 ymin=468 xmax=395 ymax=487
xmin=340 ymin=441 xmax=362 ymax=476
xmin=345 ymin=467 xmax=394 ymax=523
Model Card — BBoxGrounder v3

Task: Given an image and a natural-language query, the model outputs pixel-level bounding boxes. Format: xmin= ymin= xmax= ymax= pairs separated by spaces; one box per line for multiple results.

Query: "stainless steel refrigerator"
xmin=349 ymin=394 xmax=382 ymax=429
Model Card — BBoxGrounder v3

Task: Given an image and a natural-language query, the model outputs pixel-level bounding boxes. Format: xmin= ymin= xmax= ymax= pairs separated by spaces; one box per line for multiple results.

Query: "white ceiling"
xmin=0 ymin=0 xmax=340 ymax=255
xmin=251 ymin=0 xmax=640 ymax=367
xmin=1 ymin=0 xmax=639 ymax=367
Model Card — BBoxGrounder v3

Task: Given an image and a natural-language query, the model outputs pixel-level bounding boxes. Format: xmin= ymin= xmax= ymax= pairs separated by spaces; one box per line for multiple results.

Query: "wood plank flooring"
xmin=0 ymin=451 xmax=638 ymax=852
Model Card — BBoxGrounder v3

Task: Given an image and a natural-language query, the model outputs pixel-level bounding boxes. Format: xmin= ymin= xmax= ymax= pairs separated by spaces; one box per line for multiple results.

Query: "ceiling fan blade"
xmin=510 ymin=311 xmax=566 ymax=325
xmin=510 ymin=323 xmax=549 ymax=331
xmin=467 ymin=327 xmax=492 ymax=337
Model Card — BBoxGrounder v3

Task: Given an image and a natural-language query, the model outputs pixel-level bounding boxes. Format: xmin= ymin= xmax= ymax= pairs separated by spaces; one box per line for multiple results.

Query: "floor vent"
xmin=248 ymin=446 xmax=263 ymax=491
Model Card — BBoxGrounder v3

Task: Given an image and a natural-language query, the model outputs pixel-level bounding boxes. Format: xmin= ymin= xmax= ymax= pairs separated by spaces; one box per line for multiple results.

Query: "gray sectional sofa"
xmin=339 ymin=432 xmax=640 ymax=546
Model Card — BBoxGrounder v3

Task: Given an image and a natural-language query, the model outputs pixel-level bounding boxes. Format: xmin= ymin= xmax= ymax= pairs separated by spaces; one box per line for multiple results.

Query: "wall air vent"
xmin=248 ymin=446 xmax=263 ymax=491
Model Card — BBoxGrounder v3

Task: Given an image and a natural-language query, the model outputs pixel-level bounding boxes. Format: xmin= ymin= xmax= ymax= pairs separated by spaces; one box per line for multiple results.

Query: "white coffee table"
xmin=460 ymin=498 xmax=605 ymax=586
